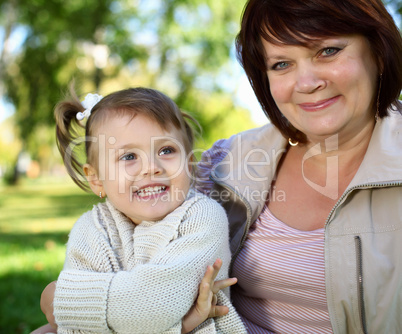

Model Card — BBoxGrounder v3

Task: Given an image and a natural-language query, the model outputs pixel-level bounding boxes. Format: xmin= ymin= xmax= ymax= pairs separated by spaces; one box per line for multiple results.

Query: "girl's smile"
xmin=92 ymin=113 xmax=192 ymax=225
xmin=131 ymin=184 xmax=168 ymax=199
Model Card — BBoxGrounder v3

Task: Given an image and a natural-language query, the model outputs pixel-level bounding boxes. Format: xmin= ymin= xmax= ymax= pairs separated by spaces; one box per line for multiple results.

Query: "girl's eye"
xmin=159 ymin=146 xmax=175 ymax=156
xmin=271 ymin=61 xmax=289 ymax=71
xmin=320 ymin=47 xmax=341 ymax=57
xmin=121 ymin=153 xmax=136 ymax=161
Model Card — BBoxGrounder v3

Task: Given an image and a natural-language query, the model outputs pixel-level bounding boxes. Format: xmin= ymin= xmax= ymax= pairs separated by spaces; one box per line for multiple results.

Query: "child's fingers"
xmin=181 ymin=281 xmax=214 ymax=333
xmin=209 ymin=305 xmax=230 ymax=318
xmin=196 ymin=281 xmax=214 ymax=313
xmin=211 ymin=258 xmax=223 ymax=282
xmin=200 ymin=259 xmax=223 ymax=293
xmin=194 ymin=259 xmax=236 ymax=320
xmin=200 ymin=264 xmax=215 ymax=291
xmin=212 ymin=277 xmax=238 ymax=294
xmin=197 ymin=266 xmax=214 ymax=304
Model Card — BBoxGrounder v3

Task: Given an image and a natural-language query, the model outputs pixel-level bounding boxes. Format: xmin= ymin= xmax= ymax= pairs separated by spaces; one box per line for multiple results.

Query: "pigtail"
xmin=54 ymin=86 xmax=90 ymax=191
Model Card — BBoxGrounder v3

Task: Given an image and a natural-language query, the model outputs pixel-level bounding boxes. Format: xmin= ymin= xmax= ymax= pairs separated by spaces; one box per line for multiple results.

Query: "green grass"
xmin=0 ymin=177 xmax=99 ymax=333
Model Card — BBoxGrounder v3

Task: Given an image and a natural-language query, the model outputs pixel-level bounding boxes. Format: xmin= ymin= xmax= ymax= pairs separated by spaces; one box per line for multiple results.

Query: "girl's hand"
xmin=181 ymin=259 xmax=237 ymax=333
xmin=40 ymin=281 xmax=58 ymax=330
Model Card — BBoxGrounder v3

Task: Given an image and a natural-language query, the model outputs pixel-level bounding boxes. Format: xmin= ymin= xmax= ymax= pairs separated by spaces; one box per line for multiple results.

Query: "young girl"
xmin=34 ymin=87 xmax=246 ymax=333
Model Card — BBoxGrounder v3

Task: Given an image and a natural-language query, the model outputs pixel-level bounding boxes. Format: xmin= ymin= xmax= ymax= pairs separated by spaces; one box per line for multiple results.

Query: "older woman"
xmin=196 ymin=0 xmax=402 ymax=332
xmin=38 ymin=0 xmax=402 ymax=333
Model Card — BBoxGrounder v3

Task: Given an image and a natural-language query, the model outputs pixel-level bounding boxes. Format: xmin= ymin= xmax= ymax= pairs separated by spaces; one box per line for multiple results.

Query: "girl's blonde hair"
xmin=55 ymin=86 xmax=198 ymax=191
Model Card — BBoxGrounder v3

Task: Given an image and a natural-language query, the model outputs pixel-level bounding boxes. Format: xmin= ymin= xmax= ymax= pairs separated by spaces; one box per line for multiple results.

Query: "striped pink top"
xmin=231 ymin=204 xmax=332 ymax=333
xmin=196 ymin=139 xmax=332 ymax=333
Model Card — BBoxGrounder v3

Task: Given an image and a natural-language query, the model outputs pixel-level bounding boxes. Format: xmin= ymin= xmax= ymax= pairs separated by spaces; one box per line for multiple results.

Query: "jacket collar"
xmin=349 ymin=111 xmax=402 ymax=188
xmin=211 ymin=111 xmax=402 ymax=217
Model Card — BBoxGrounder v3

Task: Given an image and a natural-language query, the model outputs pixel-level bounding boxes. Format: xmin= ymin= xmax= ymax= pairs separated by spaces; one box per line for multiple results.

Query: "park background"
xmin=0 ymin=0 xmax=401 ymax=332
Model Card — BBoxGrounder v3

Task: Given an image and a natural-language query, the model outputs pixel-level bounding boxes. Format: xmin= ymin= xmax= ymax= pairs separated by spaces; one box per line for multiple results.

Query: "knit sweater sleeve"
xmin=54 ymin=210 xmax=118 ymax=333
xmin=54 ymin=194 xmax=242 ymax=334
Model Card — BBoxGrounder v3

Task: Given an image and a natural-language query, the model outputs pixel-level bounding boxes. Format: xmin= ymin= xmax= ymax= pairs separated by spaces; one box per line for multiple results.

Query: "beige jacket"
xmin=199 ymin=110 xmax=402 ymax=334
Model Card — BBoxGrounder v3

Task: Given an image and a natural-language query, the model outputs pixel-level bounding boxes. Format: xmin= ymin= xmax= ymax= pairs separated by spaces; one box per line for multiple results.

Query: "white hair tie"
xmin=76 ymin=93 xmax=103 ymax=120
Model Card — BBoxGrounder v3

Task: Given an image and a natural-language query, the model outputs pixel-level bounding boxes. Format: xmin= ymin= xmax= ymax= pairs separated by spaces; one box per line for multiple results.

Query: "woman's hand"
xmin=30 ymin=323 xmax=57 ymax=334
xmin=40 ymin=281 xmax=57 ymax=330
xmin=181 ymin=259 xmax=238 ymax=333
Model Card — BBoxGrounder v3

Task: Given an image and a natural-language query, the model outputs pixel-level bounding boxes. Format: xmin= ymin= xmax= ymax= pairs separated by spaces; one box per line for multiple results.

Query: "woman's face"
xmin=263 ymin=34 xmax=379 ymax=143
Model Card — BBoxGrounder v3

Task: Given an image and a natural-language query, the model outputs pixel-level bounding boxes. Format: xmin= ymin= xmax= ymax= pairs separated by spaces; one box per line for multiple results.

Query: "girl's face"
xmin=263 ymin=34 xmax=379 ymax=144
xmin=89 ymin=113 xmax=192 ymax=224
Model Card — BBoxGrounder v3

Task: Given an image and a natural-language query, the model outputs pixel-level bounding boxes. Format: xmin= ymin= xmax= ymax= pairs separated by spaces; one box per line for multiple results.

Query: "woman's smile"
xmin=298 ymin=96 xmax=341 ymax=112
xmin=264 ymin=35 xmax=378 ymax=142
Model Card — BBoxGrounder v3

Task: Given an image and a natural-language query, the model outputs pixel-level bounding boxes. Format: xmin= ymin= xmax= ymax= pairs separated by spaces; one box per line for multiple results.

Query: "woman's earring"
xmin=99 ymin=191 xmax=103 ymax=199
xmin=288 ymin=138 xmax=299 ymax=146
xmin=375 ymin=74 xmax=383 ymax=122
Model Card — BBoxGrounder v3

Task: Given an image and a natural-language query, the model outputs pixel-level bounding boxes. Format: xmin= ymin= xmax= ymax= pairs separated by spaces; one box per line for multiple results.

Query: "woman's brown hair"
xmin=236 ymin=0 xmax=402 ymax=143
xmin=55 ymin=86 xmax=198 ymax=191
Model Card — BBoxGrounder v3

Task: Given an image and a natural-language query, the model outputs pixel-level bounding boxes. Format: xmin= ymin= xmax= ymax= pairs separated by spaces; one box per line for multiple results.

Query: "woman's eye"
xmin=159 ymin=146 xmax=175 ymax=156
xmin=121 ymin=153 xmax=136 ymax=161
xmin=272 ymin=61 xmax=289 ymax=70
xmin=321 ymin=47 xmax=340 ymax=57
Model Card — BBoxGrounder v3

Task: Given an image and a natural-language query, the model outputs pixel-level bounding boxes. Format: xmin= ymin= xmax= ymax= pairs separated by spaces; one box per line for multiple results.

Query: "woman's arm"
xmin=30 ymin=323 xmax=57 ymax=334
xmin=40 ymin=281 xmax=57 ymax=330
xmin=195 ymin=138 xmax=231 ymax=196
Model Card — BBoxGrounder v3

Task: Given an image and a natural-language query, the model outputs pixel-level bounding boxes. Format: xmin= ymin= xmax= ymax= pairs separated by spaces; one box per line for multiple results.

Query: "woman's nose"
xmin=295 ymin=64 xmax=326 ymax=94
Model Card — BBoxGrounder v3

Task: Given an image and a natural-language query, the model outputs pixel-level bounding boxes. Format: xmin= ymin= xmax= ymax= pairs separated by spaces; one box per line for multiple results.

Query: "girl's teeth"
xmin=137 ymin=186 xmax=166 ymax=197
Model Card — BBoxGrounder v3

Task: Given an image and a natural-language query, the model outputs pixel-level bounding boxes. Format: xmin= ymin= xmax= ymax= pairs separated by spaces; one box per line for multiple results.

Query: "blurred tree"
xmin=0 ymin=0 xmax=145 ymax=145
xmin=0 ymin=0 xmax=255 ymax=183
xmin=0 ymin=115 xmax=22 ymax=182
xmin=134 ymin=0 xmax=256 ymax=143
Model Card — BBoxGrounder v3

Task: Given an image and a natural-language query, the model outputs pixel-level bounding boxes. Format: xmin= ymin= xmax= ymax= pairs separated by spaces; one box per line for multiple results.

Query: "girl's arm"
xmin=40 ymin=260 xmax=237 ymax=333
xmin=53 ymin=196 xmax=243 ymax=333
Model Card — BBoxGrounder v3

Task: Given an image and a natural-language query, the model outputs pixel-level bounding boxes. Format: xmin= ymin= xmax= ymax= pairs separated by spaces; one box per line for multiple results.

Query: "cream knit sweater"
xmin=54 ymin=189 xmax=247 ymax=333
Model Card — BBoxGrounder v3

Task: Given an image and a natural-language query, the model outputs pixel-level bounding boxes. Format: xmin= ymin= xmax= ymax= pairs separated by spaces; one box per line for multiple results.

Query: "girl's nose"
xmin=295 ymin=65 xmax=326 ymax=94
xmin=141 ymin=156 xmax=163 ymax=176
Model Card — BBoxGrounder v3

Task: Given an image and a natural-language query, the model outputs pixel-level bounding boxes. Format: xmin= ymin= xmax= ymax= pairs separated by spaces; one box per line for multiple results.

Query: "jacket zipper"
xmin=323 ymin=181 xmax=402 ymax=333
xmin=354 ymin=236 xmax=368 ymax=334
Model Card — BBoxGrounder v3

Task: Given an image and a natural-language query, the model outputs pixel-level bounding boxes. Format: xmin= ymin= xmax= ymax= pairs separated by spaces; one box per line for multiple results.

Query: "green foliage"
xmin=1 ymin=0 xmax=257 ymax=182
xmin=0 ymin=116 xmax=21 ymax=169
xmin=0 ymin=178 xmax=99 ymax=333
xmin=1 ymin=0 xmax=147 ymax=143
